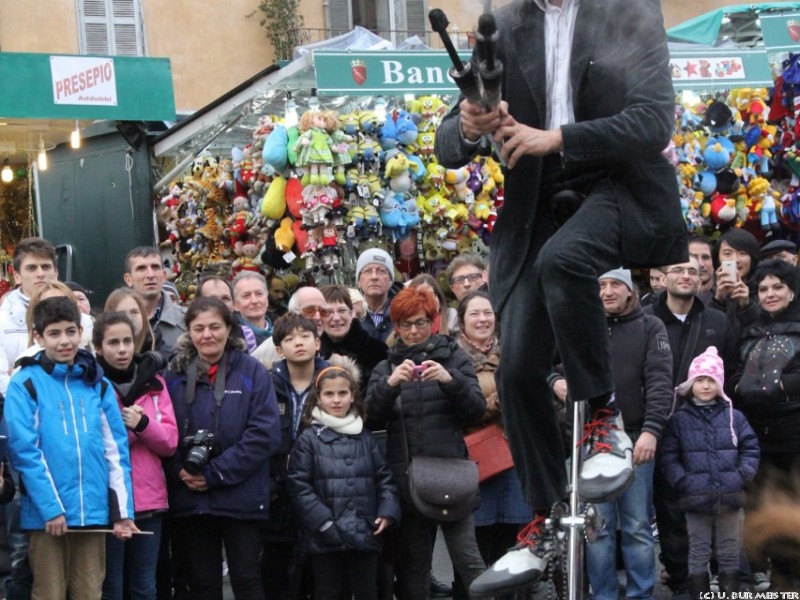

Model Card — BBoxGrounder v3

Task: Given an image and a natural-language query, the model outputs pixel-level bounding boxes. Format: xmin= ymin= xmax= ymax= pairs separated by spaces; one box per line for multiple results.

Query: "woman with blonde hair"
xmin=105 ymin=287 xmax=155 ymax=352
xmin=24 ymin=281 xmax=94 ymax=349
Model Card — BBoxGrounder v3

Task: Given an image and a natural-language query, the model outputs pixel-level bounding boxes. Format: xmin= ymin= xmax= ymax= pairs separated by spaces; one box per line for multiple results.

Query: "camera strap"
xmin=183 ymin=352 xmax=228 ymax=435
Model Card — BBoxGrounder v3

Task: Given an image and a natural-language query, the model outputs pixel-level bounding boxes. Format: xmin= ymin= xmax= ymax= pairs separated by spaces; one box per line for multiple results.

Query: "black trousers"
xmin=653 ymin=460 xmax=688 ymax=589
xmin=310 ymin=551 xmax=379 ymax=600
xmin=498 ymin=174 xmax=622 ymax=510
xmin=172 ymin=514 xmax=265 ymax=600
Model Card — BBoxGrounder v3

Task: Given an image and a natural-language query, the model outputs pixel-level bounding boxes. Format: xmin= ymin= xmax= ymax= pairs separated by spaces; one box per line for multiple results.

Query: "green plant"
xmin=249 ymin=0 xmax=305 ymax=61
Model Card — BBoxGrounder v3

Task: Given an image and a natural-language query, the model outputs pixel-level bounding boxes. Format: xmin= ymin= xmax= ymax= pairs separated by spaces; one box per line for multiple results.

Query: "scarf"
xmin=97 ymin=355 xmax=138 ymax=404
xmin=458 ymin=332 xmax=498 ymax=357
xmin=239 ymin=314 xmax=273 ymax=340
xmin=311 ymin=406 xmax=363 ymax=435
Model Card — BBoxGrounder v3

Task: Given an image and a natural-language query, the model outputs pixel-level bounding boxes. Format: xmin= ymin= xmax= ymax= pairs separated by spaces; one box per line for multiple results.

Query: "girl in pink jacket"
xmin=94 ymin=311 xmax=179 ymax=600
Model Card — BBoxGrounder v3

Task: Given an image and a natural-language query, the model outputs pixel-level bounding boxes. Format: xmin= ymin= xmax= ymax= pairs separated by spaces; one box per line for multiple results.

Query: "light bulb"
xmin=37 ymin=139 xmax=47 ymax=171
xmin=1 ymin=158 xmax=12 ymax=183
xmin=285 ymin=97 xmax=298 ymax=128
xmin=70 ymin=121 xmax=81 ymax=149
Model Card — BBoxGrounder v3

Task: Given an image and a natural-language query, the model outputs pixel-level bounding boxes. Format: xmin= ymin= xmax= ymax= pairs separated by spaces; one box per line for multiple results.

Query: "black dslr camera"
xmin=181 ymin=429 xmax=218 ymax=475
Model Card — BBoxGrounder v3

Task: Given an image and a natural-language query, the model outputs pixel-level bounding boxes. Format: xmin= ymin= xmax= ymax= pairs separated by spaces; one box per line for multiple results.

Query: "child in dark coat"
xmin=660 ymin=346 xmax=760 ymax=598
xmin=288 ymin=358 xmax=400 ymax=600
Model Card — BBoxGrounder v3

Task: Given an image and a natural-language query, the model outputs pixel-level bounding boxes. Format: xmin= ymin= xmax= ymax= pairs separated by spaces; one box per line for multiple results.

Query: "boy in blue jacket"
xmin=660 ymin=346 xmax=759 ymax=599
xmin=5 ymin=296 xmax=136 ymax=600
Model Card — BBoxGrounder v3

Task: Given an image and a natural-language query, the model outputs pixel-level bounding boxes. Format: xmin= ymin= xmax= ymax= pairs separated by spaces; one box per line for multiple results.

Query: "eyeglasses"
xmin=665 ymin=267 xmax=699 ymax=277
xmin=397 ymin=319 xmax=431 ymax=332
xmin=326 ymin=308 xmax=352 ymax=317
xmin=361 ymin=267 xmax=390 ymax=278
xmin=298 ymin=305 xmax=331 ymax=318
xmin=451 ymin=272 xmax=483 ymax=286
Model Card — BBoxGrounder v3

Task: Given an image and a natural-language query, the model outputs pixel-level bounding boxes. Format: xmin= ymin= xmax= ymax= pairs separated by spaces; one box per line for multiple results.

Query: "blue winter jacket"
xmin=165 ymin=344 xmax=281 ymax=520
xmin=288 ymin=422 xmax=400 ymax=554
xmin=659 ymin=399 xmax=760 ymax=514
xmin=5 ymin=349 xmax=134 ymax=530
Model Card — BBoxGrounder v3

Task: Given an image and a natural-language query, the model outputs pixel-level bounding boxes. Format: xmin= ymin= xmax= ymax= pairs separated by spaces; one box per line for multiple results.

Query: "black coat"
xmin=320 ymin=320 xmax=388 ymax=393
xmin=365 ymin=335 xmax=486 ymax=499
xmin=606 ymin=307 xmax=673 ymax=439
xmin=287 ymin=424 xmax=400 ymax=554
xmin=734 ymin=303 xmax=800 ymax=453
xmin=660 ymin=400 xmax=759 ymax=514
xmin=435 ymin=0 xmax=686 ymax=314
xmin=644 ymin=293 xmax=737 ymax=387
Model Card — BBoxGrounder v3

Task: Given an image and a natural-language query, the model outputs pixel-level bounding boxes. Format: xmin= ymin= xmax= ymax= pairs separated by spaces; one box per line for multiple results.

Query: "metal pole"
xmin=567 ymin=399 xmax=586 ymax=600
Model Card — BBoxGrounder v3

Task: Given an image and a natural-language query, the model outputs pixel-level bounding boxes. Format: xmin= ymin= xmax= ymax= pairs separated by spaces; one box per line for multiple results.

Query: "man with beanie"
xmin=644 ymin=256 xmax=737 ymax=596
xmin=560 ymin=269 xmax=672 ymax=600
xmin=660 ymin=347 xmax=760 ymax=599
xmin=356 ymin=248 xmax=397 ymax=343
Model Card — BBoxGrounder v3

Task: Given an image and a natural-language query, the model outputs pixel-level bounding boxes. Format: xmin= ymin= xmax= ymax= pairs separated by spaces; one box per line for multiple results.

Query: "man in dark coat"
xmin=435 ymin=0 xmax=686 ymax=593
xmin=644 ymin=256 xmax=737 ymax=596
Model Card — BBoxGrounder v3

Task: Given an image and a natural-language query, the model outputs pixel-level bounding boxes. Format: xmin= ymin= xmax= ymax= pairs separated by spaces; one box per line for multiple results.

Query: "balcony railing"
xmin=273 ymin=27 xmax=475 ymax=59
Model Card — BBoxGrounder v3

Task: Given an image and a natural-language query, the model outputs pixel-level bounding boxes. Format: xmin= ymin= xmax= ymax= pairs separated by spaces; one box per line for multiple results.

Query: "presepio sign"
xmin=51 ymin=56 xmax=118 ymax=106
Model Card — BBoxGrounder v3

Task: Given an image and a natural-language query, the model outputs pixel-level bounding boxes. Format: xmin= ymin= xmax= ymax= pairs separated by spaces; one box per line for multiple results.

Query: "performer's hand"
xmin=459 ymin=99 xmax=505 ymax=141
xmin=633 ymin=432 xmax=657 ymax=465
xmin=494 ymin=111 xmax=563 ymax=169
xmin=45 ymin=515 xmax=68 ymax=537
xmin=387 ymin=360 xmax=416 ymax=386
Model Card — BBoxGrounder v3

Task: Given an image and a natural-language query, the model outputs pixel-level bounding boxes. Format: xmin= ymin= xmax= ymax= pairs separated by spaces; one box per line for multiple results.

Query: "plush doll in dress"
xmin=294 ymin=110 xmax=351 ymax=186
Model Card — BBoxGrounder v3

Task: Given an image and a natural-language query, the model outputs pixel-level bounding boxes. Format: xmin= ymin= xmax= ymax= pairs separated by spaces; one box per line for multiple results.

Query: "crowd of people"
xmin=0 ymin=230 xmax=797 ymax=600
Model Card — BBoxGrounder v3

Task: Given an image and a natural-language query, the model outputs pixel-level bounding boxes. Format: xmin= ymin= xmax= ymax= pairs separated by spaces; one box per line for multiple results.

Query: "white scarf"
xmin=311 ymin=406 xmax=364 ymax=435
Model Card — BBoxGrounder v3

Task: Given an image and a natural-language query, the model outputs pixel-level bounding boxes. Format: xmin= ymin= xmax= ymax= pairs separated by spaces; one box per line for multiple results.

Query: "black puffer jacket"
xmin=320 ymin=319 xmax=388 ymax=394
xmin=734 ymin=303 xmax=800 ymax=453
xmin=365 ymin=334 xmax=486 ymax=499
xmin=288 ymin=424 xmax=400 ymax=554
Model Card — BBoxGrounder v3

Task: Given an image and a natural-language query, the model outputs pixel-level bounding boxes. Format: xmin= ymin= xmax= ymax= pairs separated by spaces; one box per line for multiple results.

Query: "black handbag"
xmin=396 ymin=399 xmax=479 ymax=522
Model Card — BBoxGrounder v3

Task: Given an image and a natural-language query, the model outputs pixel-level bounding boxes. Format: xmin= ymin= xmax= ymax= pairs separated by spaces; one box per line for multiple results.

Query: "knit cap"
xmin=675 ymin=346 xmax=737 ymax=443
xmin=598 ymin=268 xmax=632 ymax=290
xmin=356 ymin=248 xmax=394 ymax=280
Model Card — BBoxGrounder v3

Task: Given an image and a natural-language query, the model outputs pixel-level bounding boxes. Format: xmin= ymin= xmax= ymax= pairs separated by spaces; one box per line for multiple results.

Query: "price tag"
xmin=283 ymin=251 xmax=296 ymax=263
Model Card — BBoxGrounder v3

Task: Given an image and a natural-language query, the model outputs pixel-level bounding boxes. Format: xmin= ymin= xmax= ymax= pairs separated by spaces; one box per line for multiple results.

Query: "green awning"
xmin=667 ymin=3 xmax=800 ymax=47
xmin=0 ymin=52 xmax=175 ymax=120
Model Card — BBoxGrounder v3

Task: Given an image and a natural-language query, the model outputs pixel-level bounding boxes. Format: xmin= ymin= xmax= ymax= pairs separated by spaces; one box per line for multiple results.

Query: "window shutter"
xmin=328 ymin=0 xmax=353 ymax=36
xmin=78 ymin=0 xmax=144 ymax=56
xmin=404 ymin=0 xmax=426 ymax=39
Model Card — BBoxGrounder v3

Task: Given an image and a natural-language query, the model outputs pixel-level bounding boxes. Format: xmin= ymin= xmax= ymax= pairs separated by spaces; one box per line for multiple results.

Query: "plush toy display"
xmin=157 ymin=76 xmax=800 ymax=292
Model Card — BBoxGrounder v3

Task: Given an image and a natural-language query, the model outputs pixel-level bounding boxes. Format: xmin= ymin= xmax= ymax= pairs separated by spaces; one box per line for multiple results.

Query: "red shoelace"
xmin=516 ymin=515 xmax=545 ymax=548
xmin=577 ymin=407 xmax=618 ymax=452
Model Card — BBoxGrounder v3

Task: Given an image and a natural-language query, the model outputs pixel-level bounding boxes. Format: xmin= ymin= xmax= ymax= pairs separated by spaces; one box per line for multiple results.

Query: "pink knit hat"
xmin=675 ymin=346 xmax=737 ymax=443
xmin=676 ymin=346 xmax=731 ymax=403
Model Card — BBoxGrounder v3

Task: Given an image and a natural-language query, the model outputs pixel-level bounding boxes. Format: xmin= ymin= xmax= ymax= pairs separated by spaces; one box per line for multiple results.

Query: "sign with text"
xmin=51 ymin=56 xmax=118 ymax=106
xmin=0 ymin=52 xmax=175 ymax=120
xmin=314 ymin=50 xmax=471 ymax=95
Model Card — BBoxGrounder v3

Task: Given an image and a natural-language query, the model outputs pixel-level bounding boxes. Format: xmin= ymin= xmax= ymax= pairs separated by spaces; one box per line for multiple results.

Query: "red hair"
xmin=390 ymin=287 xmax=438 ymax=324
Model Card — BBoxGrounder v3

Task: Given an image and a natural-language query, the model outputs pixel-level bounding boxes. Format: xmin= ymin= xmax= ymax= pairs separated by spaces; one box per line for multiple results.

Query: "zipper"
xmin=64 ymin=377 xmax=85 ymax=525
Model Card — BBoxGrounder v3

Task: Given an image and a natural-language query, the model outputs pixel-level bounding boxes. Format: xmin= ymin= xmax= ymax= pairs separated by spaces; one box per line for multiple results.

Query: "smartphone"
xmin=721 ymin=260 xmax=737 ymax=280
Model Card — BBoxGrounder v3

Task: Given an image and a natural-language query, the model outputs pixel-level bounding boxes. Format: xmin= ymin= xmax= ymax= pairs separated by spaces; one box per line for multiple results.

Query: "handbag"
xmin=464 ymin=423 xmax=514 ymax=482
xmin=396 ymin=399 xmax=479 ymax=522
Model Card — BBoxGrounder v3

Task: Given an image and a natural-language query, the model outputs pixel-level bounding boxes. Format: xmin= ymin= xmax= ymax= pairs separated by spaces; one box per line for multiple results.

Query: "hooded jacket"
xmin=606 ymin=306 xmax=673 ymax=438
xmin=100 ymin=352 xmax=179 ymax=514
xmin=365 ymin=334 xmax=486 ymax=499
xmin=733 ymin=302 xmax=800 ymax=452
xmin=288 ymin=423 xmax=400 ymax=554
xmin=164 ymin=335 xmax=281 ymax=520
xmin=5 ymin=349 xmax=134 ymax=529
xmin=660 ymin=399 xmax=760 ymax=514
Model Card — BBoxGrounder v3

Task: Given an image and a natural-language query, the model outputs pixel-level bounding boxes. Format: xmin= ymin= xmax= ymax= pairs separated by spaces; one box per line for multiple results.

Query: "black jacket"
xmin=734 ymin=303 xmax=800 ymax=453
xmin=365 ymin=335 xmax=486 ymax=499
xmin=320 ymin=320 xmax=388 ymax=393
xmin=644 ymin=293 xmax=736 ymax=387
xmin=606 ymin=306 xmax=672 ymax=439
xmin=288 ymin=424 xmax=400 ymax=554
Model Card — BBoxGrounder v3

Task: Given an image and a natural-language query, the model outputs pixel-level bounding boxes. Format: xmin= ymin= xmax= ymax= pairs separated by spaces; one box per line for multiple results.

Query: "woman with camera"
xmin=164 ymin=296 xmax=281 ymax=600
xmin=366 ymin=287 xmax=487 ymax=599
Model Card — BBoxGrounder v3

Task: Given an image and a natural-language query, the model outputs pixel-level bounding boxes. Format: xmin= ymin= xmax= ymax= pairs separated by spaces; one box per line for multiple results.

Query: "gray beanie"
xmin=598 ymin=268 xmax=633 ymax=290
xmin=356 ymin=248 xmax=394 ymax=280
